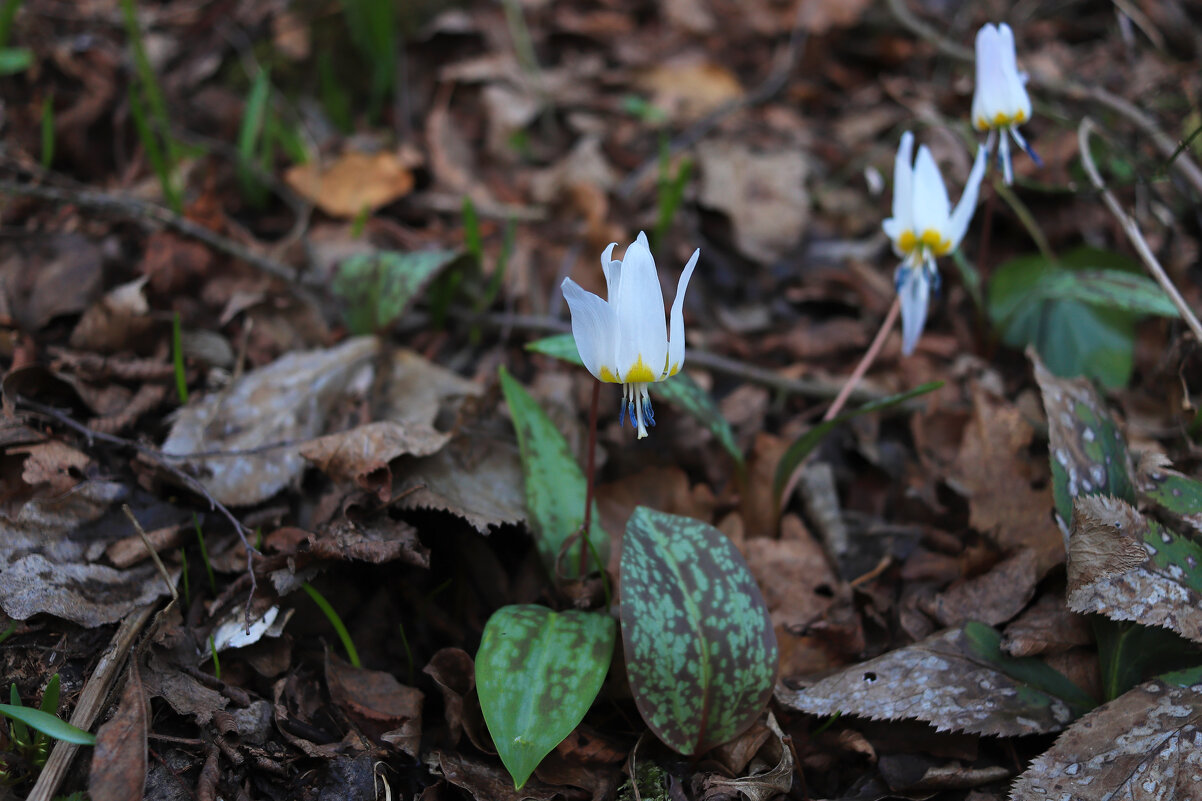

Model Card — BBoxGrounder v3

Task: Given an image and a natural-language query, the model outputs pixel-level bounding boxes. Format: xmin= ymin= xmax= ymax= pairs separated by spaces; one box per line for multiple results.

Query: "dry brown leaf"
xmin=697 ymin=713 xmax=793 ymax=801
xmin=0 ymin=232 xmax=103 ymax=330
xmin=423 ymin=647 xmax=491 ymax=752
xmin=1009 ymin=679 xmax=1202 ymax=800
xmin=635 ymin=58 xmax=743 ymax=123
xmin=310 ymin=514 xmax=429 ymax=568
xmin=432 ymin=750 xmax=561 ymax=801
xmin=0 ymin=555 xmax=167 ymax=627
xmin=326 ymin=652 xmax=423 ymax=758
xmin=797 ymin=0 xmax=873 ymax=33
xmin=69 ymin=276 xmax=153 ymax=353
xmin=953 ymin=387 xmax=1064 ymax=576
xmin=743 ymin=514 xmax=837 ymax=630
xmin=697 ymin=142 xmax=811 ymax=264
xmin=14 ymin=440 xmax=89 ymax=495
xmin=300 ymin=421 xmax=451 ymax=502
xmin=396 ymin=433 xmax=525 ymax=533
xmin=776 ymin=626 xmax=1075 ymax=737
xmin=285 ymin=151 xmax=415 ymax=218
xmin=1001 ymin=591 xmax=1092 ymax=658
xmin=929 ymin=549 xmax=1039 ymax=628
xmin=1066 ymin=495 xmax=1202 ymax=644
xmin=143 ymin=664 xmax=228 ymax=725
xmin=160 ymin=336 xmax=378 ymax=506
xmin=89 ymin=663 xmax=148 ymax=801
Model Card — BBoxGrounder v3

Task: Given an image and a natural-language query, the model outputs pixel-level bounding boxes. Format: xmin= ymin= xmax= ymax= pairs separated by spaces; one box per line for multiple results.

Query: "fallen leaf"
xmin=776 ymin=626 xmax=1076 ymax=736
xmin=635 ymin=58 xmax=743 ymax=123
xmin=742 ymin=514 xmax=838 ymax=629
xmin=14 ymin=440 xmax=89 ymax=495
xmin=697 ymin=142 xmax=810 ymax=264
xmin=143 ymin=664 xmax=228 ymax=725
xmin=300 ymin=421 xmax=451 ymax=501
xmin=929 ymin=549 xmax=1039 ymax=628
xmin=326 ymin=652 xmax=423 ymax=757
xmin=953 ymin=386 xmax=1064 ymax=575
xmin=69 ymin=276 xmax=153 ymax=353
xmin=796 ymin=0 xmax=873 ymax=33
xmin=89 ymin=663 xmax=148 ymax=801
xmin=159 ymin=336 xmax=378 ymax=506
xmin=423 ymin=647 xmax=491 ymax=751
xmin=0 ymin=555 xmax=166 ymax=627
xmin=285 ymin=151 xmax=415 ymax=218
xmin=1 ymin=232 xmax=103 ymax=330
xmin=1066 ymin=494 xmax=1202 ymax=644
xmin=696 ymin=713 xmax=793 ymax=801
xmin=1001 ymin=591 xmax=1092 ymax=658
xmin=396 ymin=433 xmax=525 ymax=533
xmin=432 ymin=750 xmax=560 ymax=801
xmin=1009 ymin=679 xmax=1202 ymax=800
xmin=310 ymin=514 xmax=429 ymax=568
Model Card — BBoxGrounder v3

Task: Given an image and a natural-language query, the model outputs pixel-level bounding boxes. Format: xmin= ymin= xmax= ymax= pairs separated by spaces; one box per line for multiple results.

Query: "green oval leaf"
xmin=498 ymin=366 xmax=608 ymax=579
xmin=773 ymin=381 xmax=943 ymax=505
xmin=0 ymin=703 xmax=96 ymax=745
xmin=525 ymin=334 xmax=744 ymax=470
xmin=476 ymin=605 xmax=615 ymax=789
xmin=620 ymin=506 xmax=777 ymax=754
xmin=333 ymin=249 xmax=463 ymax=334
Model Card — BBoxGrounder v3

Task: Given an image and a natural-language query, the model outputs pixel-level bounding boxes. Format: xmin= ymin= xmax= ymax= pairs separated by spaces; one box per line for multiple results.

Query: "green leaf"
xmin=1138 ymin=461 xmax=1202 ymax=518
xmin=773 ymin=382 xmax=943 ymax=505
xmin=1032 ymin=357 xmax=1135 ymax=524
xmin=8 ymin=683 xmax=28 ymax=746
xmin=1156 ymin=664 xmax=1202 ymax=687
xmin=333 ymin=249 xmax=462 ymax=334
xmin=620 ymin=507 xmax=777 ymax=754
xmin=476 ymin=605 xmax=615 ymax=789
xmin=0 ymin=46 xmax=31 ymax=75
xmin=1036 ymin=269 xmax=1179 ymax=318
xmin=989 ymin=248 xmax=1146 ymax=388
xmin=498 ymin=366 xmax=608 ymax=579
xmin=525 ymin=334 xmax=744 ymax=470
xmin=962 ymin=622 xmax=1096 ymax=716
xmin=0 ymin=704 xmax=96 ymax=746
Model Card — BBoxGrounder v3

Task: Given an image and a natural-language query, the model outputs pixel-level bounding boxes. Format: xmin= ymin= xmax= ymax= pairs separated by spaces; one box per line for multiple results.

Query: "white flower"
xmin=882 ymin=132 xmax=986 ymax=355
xmin=561 ymin=232 xmax=699 ymax=439
xmin=972 ymin=22 xmax=1040 ymax=185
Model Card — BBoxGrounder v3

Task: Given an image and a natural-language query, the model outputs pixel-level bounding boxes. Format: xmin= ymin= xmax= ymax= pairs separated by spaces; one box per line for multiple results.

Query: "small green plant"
xmin=0 ymin=0 xmax=29 ymax=77
xmin=1 ymin=675 xmax=94 ymax=786
xmin=302 ymin=582 xmax=360 ymax=667
xmin=236 ymin=68 xmax=272 ymax=207
xmin=339 ymin=0 xmax=397 ymax=121
xmin=208 ymin=635 xmax=221 ymax=680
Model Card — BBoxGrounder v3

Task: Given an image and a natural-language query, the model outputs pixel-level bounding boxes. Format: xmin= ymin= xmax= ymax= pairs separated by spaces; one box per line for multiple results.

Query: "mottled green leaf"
xmin=773 ymin=382 xmax=942 ymax=505
xmin=333 ymin=249 xmax=463 ymax=334
xmin=498 ymin=366 xmax=607 ymax=579
xmin=0 ymin=704 xmax=96 ymax=745
xmin=620 ymin=507 xmax=777 ymax=754
xmin=476 ymin=605 xmax=615 ymax=789
xmin=1037 ymin=269 xmax=1179 ymax=318
xmin=525 ymin=334 xmax=744 ymax=470
xmin=1033 ymin=356 xmax=1135 ymax=524
xmin=990 ymin=249 xmax=1142 ymax=388
xmin=1136 ymin=453 xmax=1202 ymax=535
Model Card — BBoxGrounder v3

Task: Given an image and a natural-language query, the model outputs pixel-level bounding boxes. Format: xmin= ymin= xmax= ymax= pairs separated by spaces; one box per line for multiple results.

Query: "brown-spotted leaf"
xmin=1033 ymin=355 xmax=1135 ymax=525
xmin=1009 ymin=679 xmax=1202 ymax=800
xmin=775 ymin=626 xmax=1076 ymax=736
xmin=1067 ymin=495 xmax=1202 ymax=643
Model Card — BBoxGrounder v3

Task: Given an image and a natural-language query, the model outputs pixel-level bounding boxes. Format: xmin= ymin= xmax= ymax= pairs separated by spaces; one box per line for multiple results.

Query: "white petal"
xmin=946 ymin=145 xmax=987 ymax=249
xmin=882 ymin=217 xmax=906 ymax=249
xmin=911 ymin=145 xmax=951 ymax=239
xmin=614 ymin=233 xmax=667 ymax=382
xmin=600 ymin=242 xmax=621 ymax=301
xmin=561 ymin=277 xmax=616 ymax=381
xmin=897 ymin=266 xmax=932 ymax=357
xmin=972 ymin=24 xmax=1005 ymax=129
xmin=665 ymin=248 xmax=699 ymax=379
xmin=998 ymin=24 xmax=1032 ymax=123
xmin=890 ymin=131 xmax=915 ymax=232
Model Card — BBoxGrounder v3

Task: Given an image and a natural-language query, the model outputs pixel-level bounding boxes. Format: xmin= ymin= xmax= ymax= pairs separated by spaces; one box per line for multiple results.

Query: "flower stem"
xmin=993 ymin=178 xmax=1056 ymax=264
xmin=824 ymin=298 xmax=901 ymax=422
xmin=579 ymin=380 xmax=601 ymax=577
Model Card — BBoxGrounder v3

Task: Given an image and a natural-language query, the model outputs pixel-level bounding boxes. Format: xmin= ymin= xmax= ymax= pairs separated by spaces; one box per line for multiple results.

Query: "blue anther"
xmin=618 ymin=398 xmax=627 ymax=427
xmin=644 ymin=397 xmax=656 ymax=427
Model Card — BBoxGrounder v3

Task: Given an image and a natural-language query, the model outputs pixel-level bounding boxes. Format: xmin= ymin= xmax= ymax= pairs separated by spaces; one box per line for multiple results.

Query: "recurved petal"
xmin=561 ymin=277 xmax=616 ymax=381
xmin=891 ymin=131 xmax=915 ymax=231
xmin=911 ymin=145 xmax=951 ymax=237
xmin=614 ymin=233 xmax=667 ymax=382
xmin=665 ymin=248 xmax=699 ymax=379
xmin=897 ymin=265 xmax=932 ymax=357
xmin=600 ymin=242 xmax=621 ymax=301
xmin=945 ymin=145 xmax=987 ymax=248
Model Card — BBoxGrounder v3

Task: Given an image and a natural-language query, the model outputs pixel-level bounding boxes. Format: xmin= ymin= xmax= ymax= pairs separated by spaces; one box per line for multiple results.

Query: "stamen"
xmin=999 ymin=133 xmax=1013 ymax=185
xmin=618 ymin=385 xmax=628 ymax=427
xmin=894 ymin=265 xmax=909 ymax=294
xmin=641 ymin=387 xmax=655 ymax=428
xmin=1010 ymin=127 xmax=1042 ymax=167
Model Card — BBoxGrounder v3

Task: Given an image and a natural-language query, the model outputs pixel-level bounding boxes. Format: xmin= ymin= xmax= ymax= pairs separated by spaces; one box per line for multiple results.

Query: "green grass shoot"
xmin=172 ymin=311 xmax=188 ymax=402
xmin=209 ymin=636 xmax=221 ymax=680
xmin=193 ymin=514 xmax=217 ymax=596
xmin=236 ymin=68 xmax=271 ymax=207
xmin=339 ymin=0 xmax=397 ymax=120
xmin=0 ymin=0 xmax=23 ymax=48
xmin=302 ymin=582 xmax=361 ymax=667
xmin=654 ymin=142 xmax=692 ymax=251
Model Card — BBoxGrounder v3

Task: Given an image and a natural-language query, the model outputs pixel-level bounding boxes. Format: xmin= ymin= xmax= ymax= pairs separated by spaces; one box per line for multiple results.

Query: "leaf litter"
xmin=0 ymin=1 xmax=1200 ymax=799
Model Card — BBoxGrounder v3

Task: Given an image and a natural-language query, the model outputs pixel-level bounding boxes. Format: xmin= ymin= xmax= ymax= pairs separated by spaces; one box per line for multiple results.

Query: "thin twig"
xmin=15 ymin=395 xmax=260 ymax=627
xmin=1078 ymin=117 xmax=1202 ymax=343
xmin=885 ymin=0 xmax=1202 ymax=197
xmin=0 ymin=179 xmax=315 ymax=291
xmin=823 ymin=298 xmax=901 ymax=422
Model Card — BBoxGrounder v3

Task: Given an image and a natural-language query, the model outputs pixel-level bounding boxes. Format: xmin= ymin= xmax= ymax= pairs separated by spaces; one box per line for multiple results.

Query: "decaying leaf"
xmin=0 ymin=555 xmax=167 ymax=627
xmin=300 ymin=420 xmax=451 ymax=502
xmin=284 ymin=150 xmax=415 ymax=218
xmin=160 ymin=337 xmax=378 ymax=506
xmin=1067 ymin=494 xmax=1202 ymax=644
xmin=89 ymin=663 xmax=148 ymax=801
xmin=1009 ymin=679 xmax=1202 ymax=800
xmin=326 ymin=652 xmax=423 ymax=758
xmin=776 ymin=626 xmax=1076 ymax=736
xmin=396 ymin=433 xmax=525 ymax=533
xmin=634 ymin=58 xmax=743 ymax=123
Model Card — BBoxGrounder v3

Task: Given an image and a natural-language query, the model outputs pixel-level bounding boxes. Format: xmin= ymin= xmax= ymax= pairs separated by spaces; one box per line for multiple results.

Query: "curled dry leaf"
xmin=1009 ymin=679 xmax=1202 ymax=800
xmin=160 ymin=336 xmax=378 ymax=506
xmin=1067 ymin=494 xmax=1202 ymax=644
xmin=89 ymin=663 xmax=148 ymax=801
xmin=284 ymin=151 xmax=415 ymax=218
xmin=776 ymin=626 xmax=1075 ymax=737
xmin=395 ymin=433 xmax=525 ymax=534
xmin=300 ymin=420 xmax=451 ymax=502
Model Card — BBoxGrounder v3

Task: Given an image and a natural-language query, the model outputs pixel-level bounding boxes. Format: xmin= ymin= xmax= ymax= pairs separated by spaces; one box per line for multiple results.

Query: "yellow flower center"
xmin=599 ymin=366 xmax=620 ymax=383
xmin=623 ymin=355 xmax=657 ymax=384
xmin=898 ymin=228 xmax=952 ymax=258
xmin=975 ymin=109 xmax=1027 ymax=131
